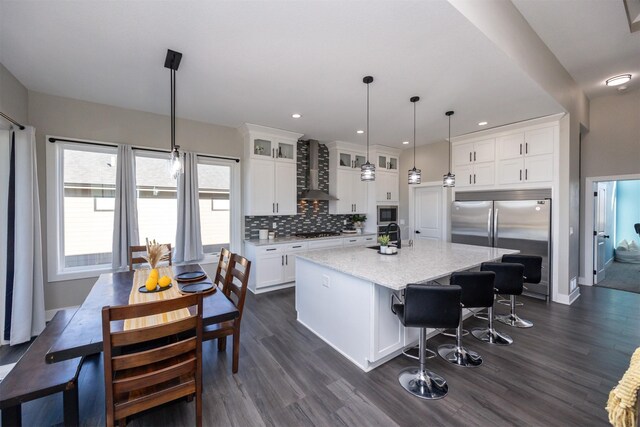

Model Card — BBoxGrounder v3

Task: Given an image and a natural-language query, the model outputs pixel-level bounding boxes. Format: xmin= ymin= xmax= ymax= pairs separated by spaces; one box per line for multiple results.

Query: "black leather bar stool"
xmin=471 ymin=262 xmax=517 ymax=346
xmin=437 ymin=271 xmax=495 ymax=368
xmin=497 ymin=254 xmax=541 ymax=328
xmin=393 ymin=284 xmax=461 ymax=400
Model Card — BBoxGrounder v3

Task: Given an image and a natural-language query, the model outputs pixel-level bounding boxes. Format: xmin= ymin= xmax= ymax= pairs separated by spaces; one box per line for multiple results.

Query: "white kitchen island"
xmin=295 ymin=240 xmax=518 ymax=371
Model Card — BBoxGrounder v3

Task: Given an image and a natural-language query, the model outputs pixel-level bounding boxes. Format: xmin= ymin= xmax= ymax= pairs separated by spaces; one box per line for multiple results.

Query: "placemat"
xmin=124 ymin=266 xmax=191 ymax=331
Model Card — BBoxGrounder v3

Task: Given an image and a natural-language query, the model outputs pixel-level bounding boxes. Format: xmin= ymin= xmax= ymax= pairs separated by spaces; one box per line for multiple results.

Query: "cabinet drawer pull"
xmin=526 ymin=143 xmax=528 ymax=154
xmin=469 ymin=152 xmax=472 ymax=162
xmin=282 ymin=255 xmax=284 ymax=266
xmin=349 ymin=239 xmax=357 ymax=242
xmin=474 ymin=151 xmax=476 ymax=161
xmin=286 ymin=255 xmax=288 ymax=265
xmin=276 ymin=203 xmax=279 ymax=213
xmin=520 ymin=144 xmax=522 ymax=155
xmin=292 ymin=245 xmax=302 ymax=248
xmin=525 ymin=169 xmax=528 ymax=180
xmin=272 ymin=203 xmax=275 ymax=213
xmin=469 ymin=174 xmax=472 ymax=184
xmin=520 ymin=169 xmax=522 ymax=181
xmin=266 ymin=248 xmax=276 ymax=251
xmin=473 ymin=174 xmax=476 ymax=184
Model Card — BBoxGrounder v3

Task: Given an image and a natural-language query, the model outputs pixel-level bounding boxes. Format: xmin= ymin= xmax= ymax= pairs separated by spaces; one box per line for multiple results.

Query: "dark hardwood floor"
xmin=6 ymin=285 xmax=639 ymax=426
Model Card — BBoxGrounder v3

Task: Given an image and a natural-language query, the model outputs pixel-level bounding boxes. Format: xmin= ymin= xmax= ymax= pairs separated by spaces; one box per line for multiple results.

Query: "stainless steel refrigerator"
xmin=451 ymin=197 xmax=551 ymax=300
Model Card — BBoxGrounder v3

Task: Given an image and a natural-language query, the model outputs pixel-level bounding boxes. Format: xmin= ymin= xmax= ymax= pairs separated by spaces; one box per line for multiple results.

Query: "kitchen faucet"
xmin=385 ymin=222 xmax=401 ymax=249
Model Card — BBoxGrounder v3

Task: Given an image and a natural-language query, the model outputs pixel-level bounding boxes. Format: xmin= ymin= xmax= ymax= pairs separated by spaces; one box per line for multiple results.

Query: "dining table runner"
xmin=124 ymin=266 xmax=191 ymax=331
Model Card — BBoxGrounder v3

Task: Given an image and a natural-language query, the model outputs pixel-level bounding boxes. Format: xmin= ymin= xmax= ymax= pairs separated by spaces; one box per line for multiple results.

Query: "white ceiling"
xmin=0 ymin=1 xmax=564 ymax=147
xmin=513 ymin=0 xmax=640 ymax=99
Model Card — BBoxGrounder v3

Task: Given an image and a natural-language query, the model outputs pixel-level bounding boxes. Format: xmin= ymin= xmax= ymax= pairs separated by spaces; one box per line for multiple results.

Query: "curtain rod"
xmin=48 ymin=137 xmax=240 ymax=162
xmin=0 ymin=112 xmax=26 ymax=130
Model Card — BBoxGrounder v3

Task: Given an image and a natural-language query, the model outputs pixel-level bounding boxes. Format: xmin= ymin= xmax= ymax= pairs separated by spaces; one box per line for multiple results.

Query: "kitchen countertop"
xmin=244 ymin=232 xmax=377 ymax=246
xmin=296 ymin=239 xmax=518 ymax=290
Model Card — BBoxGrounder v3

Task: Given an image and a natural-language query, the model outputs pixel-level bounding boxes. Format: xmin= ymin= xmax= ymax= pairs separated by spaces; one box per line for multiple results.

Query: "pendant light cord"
xmin=413 ymin=101 xmax=416 ymax=169
xmin=366 ymin=81 xmax=370 ymax=161
xmin=448 ymin=114 xmax=451 ymax=170
xmin=171 ymin=69 xmax=175 ymax=151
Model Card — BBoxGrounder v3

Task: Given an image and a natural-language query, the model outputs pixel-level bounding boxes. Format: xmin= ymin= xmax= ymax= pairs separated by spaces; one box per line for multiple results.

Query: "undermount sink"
xmin=366 ymin=245 xmax=381 ymax=250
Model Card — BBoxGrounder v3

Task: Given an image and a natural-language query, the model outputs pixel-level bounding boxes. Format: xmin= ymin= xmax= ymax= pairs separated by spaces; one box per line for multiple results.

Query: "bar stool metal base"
xmin=398 ymin=368 xmax=448 ymax=400
xmin=495 ymin=313 xmax=533 ymax=328
xmin=402 ymin=345 xmax=436 ymax=360
xmin=471 ymin=327 xmax=513 ymax=346
xmin=440 ymin=328 xmax=469 ymax=338
xmin=437 ymin=344 xmax=483 ymax=367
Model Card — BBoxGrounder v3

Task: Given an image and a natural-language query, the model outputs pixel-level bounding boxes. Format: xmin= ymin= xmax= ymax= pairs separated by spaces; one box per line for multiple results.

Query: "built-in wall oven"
xmin=377 ymin=205 xmax=399 ymax=242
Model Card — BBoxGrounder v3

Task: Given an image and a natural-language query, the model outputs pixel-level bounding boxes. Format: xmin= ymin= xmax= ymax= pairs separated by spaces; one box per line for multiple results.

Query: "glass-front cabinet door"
xmin=378 ymin=155 xmax=398 ymax=170
xmin=378 ymin=155 xmax=387 ymax=169
xmin=354 ymin=154 xmax=366 ymax=168
xmin=252 ymin=138 xmax=273 ymax=159
xmin=275 ymin=141 xmax=295 ymax=162
xmin=388 ymin=157 xmax=398 ymax=170
xmin=339 ymin=152 xmax=353 ymax=168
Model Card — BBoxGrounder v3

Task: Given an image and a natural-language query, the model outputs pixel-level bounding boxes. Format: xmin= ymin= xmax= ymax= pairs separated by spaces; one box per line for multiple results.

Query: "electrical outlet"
xmin=272 ymin=222 xmax=277 ymax=229
xmin=322 ymin=275 xmax=330 ymax=288
xmin=343 ymin=219 xmax=347 ymax=225
xmin=570 ymin=277 xmax=577 ymax=291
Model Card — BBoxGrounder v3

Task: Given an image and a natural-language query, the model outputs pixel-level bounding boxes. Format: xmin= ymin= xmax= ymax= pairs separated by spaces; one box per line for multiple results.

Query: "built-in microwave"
xmin=377 ymin=205 xmax=398 ymax=225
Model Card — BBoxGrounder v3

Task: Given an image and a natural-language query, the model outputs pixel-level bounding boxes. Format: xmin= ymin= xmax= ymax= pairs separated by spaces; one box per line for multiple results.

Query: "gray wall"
xmin=398 ymin=140 xmax=449 ymax=234
xmin=0 ymin=63 xmax=28 ymax=125
xmin=579 ymin=89 xmax=640 ymax=280
xmin=27 ymin=91 xmax=243 ymax=310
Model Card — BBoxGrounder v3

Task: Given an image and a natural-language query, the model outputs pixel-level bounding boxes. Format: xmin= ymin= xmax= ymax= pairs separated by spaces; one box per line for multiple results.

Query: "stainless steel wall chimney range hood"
xmin=299 ymin=140 xmax=338 ymax=201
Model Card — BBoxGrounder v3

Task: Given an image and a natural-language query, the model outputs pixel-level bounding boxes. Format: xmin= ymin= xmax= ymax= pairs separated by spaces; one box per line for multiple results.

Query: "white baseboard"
xmin=578 ymin=276 xmax=591 ymax=286
xmin=555 ymin=287 xmax=581 ymax=305
xmin=45 ymin=305 xmax=80 ymax=322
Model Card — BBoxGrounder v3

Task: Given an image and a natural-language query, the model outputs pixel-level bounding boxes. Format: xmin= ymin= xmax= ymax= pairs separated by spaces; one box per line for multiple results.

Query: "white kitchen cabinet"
xmin=377 ymin=154 xmax=399 ymax=171
xmin=283 ymin=243 xmax=307 ymax=283
xmin=241 ymin=123 xmax=303 ymax=216
xmin=455 ymin=163 xmax=494 ymax=188
xmin=453 ymin=138 xmax=495 ymax=165
xmin=328 ymin=142 xmax=369 ymax=214
xmin=255 ymin=251 xmax=285 ymax=289
xmin=371 ymin=285 xmax=403 ymax=361
xmin=343 ymin=235 xmax=376 ymax=247
xmin=376 ymin=171 xmax=399 ymax=202
xmin=332 ymin=169 xmax=367 ymax=214
xmin=496 ymin=125 xmax=555 ymax=186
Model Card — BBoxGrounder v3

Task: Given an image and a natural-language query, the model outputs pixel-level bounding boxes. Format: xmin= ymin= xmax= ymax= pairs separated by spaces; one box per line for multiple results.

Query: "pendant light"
xmin=408 ymin=96 xmax=421 ymax=184
xmin=360 ymin=76 xmax=375 ymax=181
xmin=165 ymin=49 xmax=183 ymax=179
xmin=443 ymin=110 xmax=456 ymax=187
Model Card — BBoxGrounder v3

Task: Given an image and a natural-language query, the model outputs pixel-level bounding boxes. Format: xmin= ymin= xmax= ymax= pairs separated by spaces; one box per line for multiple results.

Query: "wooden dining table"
xmin=46 ymin=264 xmax=239 ymax=363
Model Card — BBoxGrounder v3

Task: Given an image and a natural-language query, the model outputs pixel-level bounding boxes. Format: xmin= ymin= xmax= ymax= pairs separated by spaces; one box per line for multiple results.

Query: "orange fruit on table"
xmin=145 ymin=277 xmax=157 ymax=291
xmin=149 ymin=269 xmax=159 ymax=279
xmin=158 ymin=276 xmax=172 ymax=288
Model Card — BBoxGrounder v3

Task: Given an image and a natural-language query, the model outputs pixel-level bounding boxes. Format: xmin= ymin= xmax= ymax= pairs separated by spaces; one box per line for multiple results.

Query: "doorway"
xmin=408 ymin=182 xmax=450 ymax=242
xmin=586 ymin=175 xmax=640 ymax=293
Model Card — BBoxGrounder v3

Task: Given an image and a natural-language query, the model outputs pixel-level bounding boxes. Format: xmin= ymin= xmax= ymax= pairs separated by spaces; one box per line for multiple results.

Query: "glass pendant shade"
xmin=169 ymin=149 xmax=183 ymax=179
xmin=408 ymin=167 xmax=421 ymax=184
xmin=443 ymin=172 xmax=455 ymax=187
xmin=361 ymin=161 xmax=376 ymax=181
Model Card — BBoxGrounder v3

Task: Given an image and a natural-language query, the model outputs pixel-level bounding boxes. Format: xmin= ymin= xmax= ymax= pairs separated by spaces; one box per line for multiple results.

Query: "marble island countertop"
xmin=244 ymin=232 xmax=377 ymax=246
xmin=296 ymin=240 xmax=519 ymax=290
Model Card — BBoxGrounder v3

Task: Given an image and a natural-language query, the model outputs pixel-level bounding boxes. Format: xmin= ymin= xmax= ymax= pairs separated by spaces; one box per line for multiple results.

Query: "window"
xmin=47 ymin=140 xmax=117 ymax=280
xmin=197 ymin=159 xmax=231 ymax=256
xmin=135 ymin=152 xmax=178 ymax=247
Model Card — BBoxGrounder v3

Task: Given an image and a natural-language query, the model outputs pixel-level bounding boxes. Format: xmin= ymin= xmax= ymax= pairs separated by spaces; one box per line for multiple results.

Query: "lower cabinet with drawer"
xmin=245 ymin=235 xmax=376 ymax=294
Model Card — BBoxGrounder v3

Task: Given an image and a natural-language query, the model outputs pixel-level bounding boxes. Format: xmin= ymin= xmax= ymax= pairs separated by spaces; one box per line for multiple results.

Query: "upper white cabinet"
xmin=377 ymin=153 xmax=399 ymax=171
xmin=241 ymin=124 xmax=303 ymax=216
xmin=451 ymin=119 xmax=559 ymax=192
xmin=376 ymin=171 xmax=400 ymax=202
xmin=496 ymin=125 xmax=555 ymax=185
xmin=327 ymin=141 xmax=369 ymax=214
xmin=452 ymin=138 xmax=495 ymax=188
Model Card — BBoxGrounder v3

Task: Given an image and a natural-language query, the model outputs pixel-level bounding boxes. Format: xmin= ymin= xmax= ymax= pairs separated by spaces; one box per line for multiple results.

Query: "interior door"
xmin=413 ymin=186 xmax=442 ymax=240
xmin=594 ymin=185 xmax=608 ymax=284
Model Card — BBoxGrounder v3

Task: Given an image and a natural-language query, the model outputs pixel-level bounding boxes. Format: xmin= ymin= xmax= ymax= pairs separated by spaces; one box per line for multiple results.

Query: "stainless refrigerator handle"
xmin=493 ymin=208 xmax=499 ymax=246
xmin=487 ymin=208 xmax=493 ymax=246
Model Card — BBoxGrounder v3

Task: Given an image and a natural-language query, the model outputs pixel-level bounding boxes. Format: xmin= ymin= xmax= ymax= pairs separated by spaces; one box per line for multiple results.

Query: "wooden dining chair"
xmin=128 ymin=244 xmax=172 ymax=271
xmin=101 ymin=294 xmax=203 ymax=427
xmin=203 ymin=253 xmax=251 ymax=374
xmin=214 ymin=248 xmax=232 ymax=289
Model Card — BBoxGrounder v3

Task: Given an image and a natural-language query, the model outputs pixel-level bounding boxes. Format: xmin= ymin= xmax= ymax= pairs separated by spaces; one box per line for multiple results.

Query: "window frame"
xmin=46 ymin=136 xmax=119 ymax=282
xmin=196 ymin=156 xmax=241 ymax=264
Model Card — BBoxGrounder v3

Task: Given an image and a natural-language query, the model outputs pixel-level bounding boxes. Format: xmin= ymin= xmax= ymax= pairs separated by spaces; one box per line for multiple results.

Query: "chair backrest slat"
xmin=113 ymin=357 xmax=197 ymax=395
xmin=108 ymin=294 xmax=198 ymax=321
xmin=215 ymin=248 xmax=232 ymax=288
xmin=223 ymin=254 xmax=251 ymax=318
xmin=110 ymin=316 xmax=197 ymax=347
xmin=128 ymin=244 xmax=172 ymax=271
xmin=112 ymin=337 xmax=196 ymax=371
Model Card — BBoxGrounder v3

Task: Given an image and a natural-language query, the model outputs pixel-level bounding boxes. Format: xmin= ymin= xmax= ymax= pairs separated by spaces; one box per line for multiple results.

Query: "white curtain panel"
xmin=175 ymin=151 xmax=203 ymax=263
xmin=0 ymin=130 xmax=11 ymax=345
xmin=112 ymin=144 xmax=140 ymax=270
xmin=6 ymin=127 xmax=46 ymax=345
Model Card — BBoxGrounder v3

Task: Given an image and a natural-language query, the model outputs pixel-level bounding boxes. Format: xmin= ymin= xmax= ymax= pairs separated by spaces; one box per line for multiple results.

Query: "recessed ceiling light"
xmin=291 ymin=113 xmax=301 ymax=118
xmin=478 ymin=121 xmax=488 ymax=126
xmin=605 ymin=74 xmax=631 ymax=86
xmin=402 ymin=141 xmax=409 ymax=145
xmin=357 ymin=130 xmax=364 ymax=134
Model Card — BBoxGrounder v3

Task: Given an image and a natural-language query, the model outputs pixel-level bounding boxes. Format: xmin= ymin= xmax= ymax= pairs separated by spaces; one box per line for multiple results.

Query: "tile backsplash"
xmin=244 ymin=141 xmax=354 ymax=239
